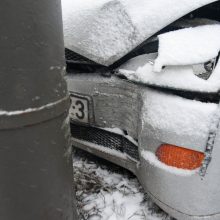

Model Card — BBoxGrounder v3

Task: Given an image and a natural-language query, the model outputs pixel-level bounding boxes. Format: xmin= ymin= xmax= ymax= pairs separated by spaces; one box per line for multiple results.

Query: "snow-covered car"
xmin=62 ymin=1 xmax=220 ymax=219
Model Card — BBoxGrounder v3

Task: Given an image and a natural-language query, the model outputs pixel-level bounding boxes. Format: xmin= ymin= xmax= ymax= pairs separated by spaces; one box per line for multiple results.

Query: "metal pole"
xmin=0 ymin=1 xmax=77 ymax=219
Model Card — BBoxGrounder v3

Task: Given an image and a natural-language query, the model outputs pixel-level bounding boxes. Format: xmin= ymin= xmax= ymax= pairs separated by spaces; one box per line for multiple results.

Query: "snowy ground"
xmin=73 ymin=149 xmax=175 ymax=220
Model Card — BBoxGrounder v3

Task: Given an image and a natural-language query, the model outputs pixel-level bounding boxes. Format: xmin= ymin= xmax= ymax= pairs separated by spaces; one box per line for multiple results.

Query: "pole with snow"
xmin=0 ymin=0 xmax=77 ymax=219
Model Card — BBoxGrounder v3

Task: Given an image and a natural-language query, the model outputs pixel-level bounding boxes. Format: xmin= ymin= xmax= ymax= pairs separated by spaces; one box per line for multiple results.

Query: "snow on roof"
xmin=62 ymin=0 xmax=217 ymax=66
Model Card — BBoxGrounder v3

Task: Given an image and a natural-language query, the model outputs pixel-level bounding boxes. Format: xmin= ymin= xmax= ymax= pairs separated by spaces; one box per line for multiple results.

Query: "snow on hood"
xmin=154 ymin=25 xmax=220 ymax=72
xmin=142 ymin=88 xmax=218 ymax=146
xmin=118 ymin=53 xmax=220 ymax=93
xmin=62 ymin=0 xmax=217 ymax=66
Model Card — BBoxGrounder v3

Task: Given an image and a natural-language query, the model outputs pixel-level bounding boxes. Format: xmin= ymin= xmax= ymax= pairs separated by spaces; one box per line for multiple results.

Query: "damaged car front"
xmin=62 ymin=0 xmax=220 ymax=219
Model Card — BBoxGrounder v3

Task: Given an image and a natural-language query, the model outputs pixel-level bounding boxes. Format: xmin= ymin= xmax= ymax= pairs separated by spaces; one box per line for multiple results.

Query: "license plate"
xmin=69 ymin=93 xmax=90 ymax=124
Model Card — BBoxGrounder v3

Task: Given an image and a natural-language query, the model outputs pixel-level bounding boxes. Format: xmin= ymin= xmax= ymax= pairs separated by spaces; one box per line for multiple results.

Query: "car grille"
xmin=70 ymin=123 xmax=140 ymax=161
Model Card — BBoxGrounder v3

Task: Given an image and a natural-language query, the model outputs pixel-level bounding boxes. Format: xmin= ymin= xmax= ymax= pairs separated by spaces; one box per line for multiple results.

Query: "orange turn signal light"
xmin=156 ymin=144 xmax=205 ymax=170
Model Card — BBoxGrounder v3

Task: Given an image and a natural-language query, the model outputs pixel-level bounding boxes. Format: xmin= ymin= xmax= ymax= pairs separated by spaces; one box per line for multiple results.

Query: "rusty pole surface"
xmin=0 ymin=0 xmax=77 ymax=219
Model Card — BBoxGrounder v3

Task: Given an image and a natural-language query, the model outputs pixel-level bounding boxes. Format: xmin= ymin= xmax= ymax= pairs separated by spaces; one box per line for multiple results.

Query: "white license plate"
xmin=69 ymin=93 xmax=90 ymax=124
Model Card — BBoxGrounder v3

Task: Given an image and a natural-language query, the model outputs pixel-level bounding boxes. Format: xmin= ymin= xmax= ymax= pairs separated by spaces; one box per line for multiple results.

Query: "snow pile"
xmin=118 ymin=54 xmax=220 ymax=92
xmin=73 ymin=149 xmax=173 ymax=220
xmin=142 ymin=88 xmax=218 ymax=138
xmin=117 ymin=24 xmax=220 ymax=93
xmin=141 ymin=150 xmax=198 ymax=176
xmin=154 ymin=25 xmax=220 ymax=72
xmin=62 ymin=0 xmax=137 ymax=66
xmin=62 ymin=0 xmax=217 ymax=65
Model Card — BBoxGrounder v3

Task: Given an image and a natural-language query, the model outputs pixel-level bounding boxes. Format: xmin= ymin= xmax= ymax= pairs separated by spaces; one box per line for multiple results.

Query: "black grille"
xmin=70 ymin=123 xmax=139 ymax=161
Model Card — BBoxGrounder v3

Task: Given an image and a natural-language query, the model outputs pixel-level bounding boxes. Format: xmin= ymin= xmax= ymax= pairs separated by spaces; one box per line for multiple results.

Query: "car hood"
xmin=62 ymin=0 xmax=217 ymax=66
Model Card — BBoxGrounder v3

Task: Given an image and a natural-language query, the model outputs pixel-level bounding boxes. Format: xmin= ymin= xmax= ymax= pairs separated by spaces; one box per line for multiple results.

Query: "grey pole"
xmin=0 ymin=1 xmax=77 ymax=220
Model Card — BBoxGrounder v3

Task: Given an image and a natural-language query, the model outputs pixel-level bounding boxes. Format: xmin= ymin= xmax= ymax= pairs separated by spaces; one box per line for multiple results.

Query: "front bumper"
xmin=66 ymin=73 xmax=220 ymax=220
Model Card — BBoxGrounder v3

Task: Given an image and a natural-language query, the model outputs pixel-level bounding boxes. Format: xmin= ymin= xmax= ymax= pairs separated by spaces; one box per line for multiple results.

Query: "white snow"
xmin=62 ymin=0 xmax=137 ymax=65
xmin=141 ymin=150 xmax=198 ymax=176
xmin=154 ymin=25 xmax=220 ymax=72
xmin=142 ymin=88 xmax=218 ymax=139
xmin=103 ymin=127 xmax=125 ymax=136
xmin=118 ymin=53 xmax=220 ymax=93
xmin=73 ymin=150 xmax=172 ymax=220
xmin=0 ymin=97 xmax=67 ymax=116
xmin=62 ymin=0 xmax=217 ymax=65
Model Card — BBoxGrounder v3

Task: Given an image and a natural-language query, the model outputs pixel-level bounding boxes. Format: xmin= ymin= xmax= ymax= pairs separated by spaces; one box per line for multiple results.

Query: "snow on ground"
xmin=73 ymin=149 xmax=174 ymax=220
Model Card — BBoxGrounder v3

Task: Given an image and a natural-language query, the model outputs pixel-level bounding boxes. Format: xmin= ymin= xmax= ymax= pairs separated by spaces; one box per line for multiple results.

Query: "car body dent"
xmin=118 ymin=53 xmax=220 ymax=93
xmin=138 ymin=125 xmax=220 ymax=217
xmin=64 ymin=0 xmax=220 ymax=219
xmin=154 ymin=25 xmax=220 ymax=72
xmin=66 ymin=73 xmax=220 ymax=219
xmin=62 ymin=0 xmax=218 ymax=66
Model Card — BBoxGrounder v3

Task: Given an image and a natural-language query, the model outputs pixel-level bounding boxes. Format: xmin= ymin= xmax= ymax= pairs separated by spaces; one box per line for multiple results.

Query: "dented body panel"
xmin=63 ymin=0 xmax=218 ymax=65
xmin=67 ymin=73 xmax=220 ymax=220
xmin=64 ymin=1 xmax=220 ymax=219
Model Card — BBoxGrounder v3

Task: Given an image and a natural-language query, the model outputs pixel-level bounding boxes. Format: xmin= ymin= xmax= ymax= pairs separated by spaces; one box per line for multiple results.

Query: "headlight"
xmin=193 ymin=57 xmax=218 ymax=80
